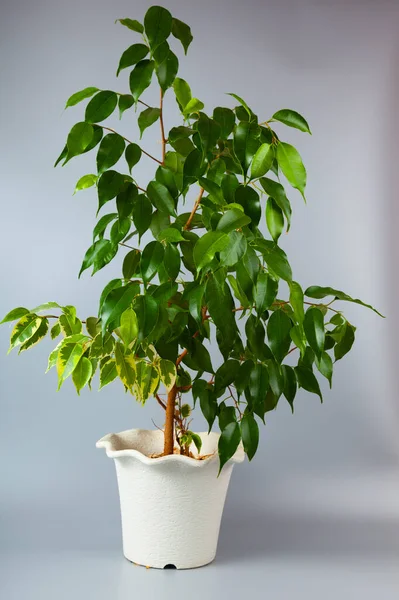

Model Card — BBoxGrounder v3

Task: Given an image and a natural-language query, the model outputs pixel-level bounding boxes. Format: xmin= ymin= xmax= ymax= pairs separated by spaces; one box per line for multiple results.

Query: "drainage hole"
xmin=164 ymin=564 xmax=177 ymax=570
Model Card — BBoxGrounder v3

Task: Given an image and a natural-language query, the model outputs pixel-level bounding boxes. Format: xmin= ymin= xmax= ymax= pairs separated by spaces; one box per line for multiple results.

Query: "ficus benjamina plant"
xmin=1 ymin=6 xmax=383 ymax=471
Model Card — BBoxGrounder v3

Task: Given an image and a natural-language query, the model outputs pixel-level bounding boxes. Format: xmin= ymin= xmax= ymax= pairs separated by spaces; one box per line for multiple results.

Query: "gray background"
xmin=1 ymin=0 xmax=399 ymax=597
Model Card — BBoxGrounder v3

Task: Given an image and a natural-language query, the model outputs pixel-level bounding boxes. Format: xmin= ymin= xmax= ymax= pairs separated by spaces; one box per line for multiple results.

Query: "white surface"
xmin=96 ymin=429 xmax=244 ymax=569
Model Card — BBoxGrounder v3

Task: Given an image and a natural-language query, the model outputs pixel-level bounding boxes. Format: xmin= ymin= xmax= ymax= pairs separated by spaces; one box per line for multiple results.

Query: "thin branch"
xmin=155 ymin=393 xmax=167 ymax=411
xmin=138 ymin=99 xmax=151 ymax=109
xmin=184 ymin=187 xmax=205 ymax=230
xmin=95 ymin=125 xmax=162 ymax=165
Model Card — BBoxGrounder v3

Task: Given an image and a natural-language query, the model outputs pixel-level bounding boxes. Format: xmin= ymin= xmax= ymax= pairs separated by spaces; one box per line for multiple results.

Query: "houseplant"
xmin=1 ymin=5 xmax=382 ymax=569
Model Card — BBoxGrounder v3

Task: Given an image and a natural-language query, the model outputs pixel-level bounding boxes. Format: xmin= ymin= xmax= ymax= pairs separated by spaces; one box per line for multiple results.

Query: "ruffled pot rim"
xmin=96 ymin=428 xmax=245 ymax=468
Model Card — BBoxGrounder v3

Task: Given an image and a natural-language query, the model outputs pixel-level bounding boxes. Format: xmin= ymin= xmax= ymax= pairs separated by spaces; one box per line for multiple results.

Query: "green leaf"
xmin=101 ymin=283 xmax=138 ymax=335
xmin=334 ymin=323 xmax=356 ymax=361
xmin=92 ymin=213 xmax=118 ymax=241
xmin=133 ymin=360 xmax=159 ymax=403
xmin=155 ymin=46 xmax=179 ymax=91
xmin=233 ymin=121 xmax=260 ymax=173
xmin=216 ymin=208 xmax=251 ymax=233
xmin=220 ymin=230 xmax=247 ymax=267
xmin=99 ymin=279 xmax=122 ymax=313
xmin=92 ymin=241 xmax=118 ymax=275
xmin=303 ymin=307 xmax=325 ymax=359
xmin=56 ymin=337 xmax=88 ymax=389
xmin=266 ymin=198 xmax=284 ymax=241
xmin=164 ymin=243 xmax=181 ymax=280
xmin=206 ymin=272 xmax=237 ymax=357
xmin=193 ymin=381 xmax=217 ymax=432
xmin=141 ymin=241 xmax=165 ymax=283
xmin=197 ymin=112 xmax=221 ymax=157
xmin=228 ymin=93 xmax=252 ymax=118
xmin=173 ymin=77 xmax=192 ymax=111
xmin=253 ymin=239 xmax=292 ymax=282
xmin=79 ymin=239 xmax=110 ymax=277
xmin=272 ymin=109 xmax=311 ymax=134
xmin=1 ymin=307 xmax=29 ymax=324
xmin=147 ymin=180 xmax=176 ymax=217
xmin=66 ymin=122 xmax=94 ymax=159
xmin=117 ymin=43 xmax=149 ymax=76
xmin=30 ymin=301 xmax=61 ymax=313
xmin=259 ymin=177 xmax=292 ymax=230
xmin=96 ymin=133 xmax=125 ymax=175
xmin=241 ymin=414 xmax=259 ymax=460
xmin=122 ymin=249 xmax=141 ymax=280
xmin=254 ymin=272 xmax=278 ymax=314
xmin=144 ymin=5 xmax=172 ymax=50
xmin=236 ymin=246 xmax=260 ymax=301
xmin=116 ymin=183 xmax=137 ymax=218
xmin=133 ymin=194 xmax=153 ymax=239
xmin=282 ymin=364 xmax=297 ymax=412
xmin=171 ymin=17 xmax=193 ymax=54
xmin=118 ymin=94 xmax=134 ymax=119
xmin=198 ymin=177 xmax=224 ymax=205
xmin=99 ymin=358 xmax=118 ymax=389
xmin=289 ymin=281 xmax=305 ymax=324
xmin=158 ymin=358 xmax=176 ymax=391
xmin=50 ymin=321 xmax=61 ymax=339
xmin=8 ymin=314 xmax=42 ymax=352
xmin=116 ymin=18 xmax=144 ymax=33
xmin=85 ymin=91 xmax=118 ymax=123
xmin=276 ymin=142 xmax=307 ymax=200
xmin=129 ymin=60 xmax=155 ymax=103
xmin=119 ymin=307 xmax=138 ymax=347
xmin=267 ymin=309 xmax=292 ymax=362
xmin=115 ymin=342 xmax=136 ymax=390
xmin=214 ymin=359 xmax=239 ymax=392
xmin=315 ymin=351 xmax=333 ymax=387
xmin=213 ymin=107 xmax=235 ymax=139
xmin=218 ymin=421 xmax=241 ymax=473
xmin=250 ymin=143 xmax=274 ymax=179
xmin=72 ymin=356 xmax=93 ymax=395
xmin=157 ymin=227 xmax=185 ymax=243
xmin=74 ymin=174 xmax=97 ymax=194
xmin=65 ymin=87 xmax=99 ymax=108
xmin=295 ymin=365 xmax=322 ymax=402
xmin=191 ymin=432 xmax=202 ymax=454
xmin=19 ymin=318 xmax=49 ymax=353
xmin=97 ymin=170 xmax=126 ymax=210
xmin=191 ymin=338 xmax=213 ymax=373
xmin=193 ymin=231 xmax=229 ymax=271
xmin=125 ymin=143 xmax=142 ymax=172
xmin=235 ymin=185 xmax=261 ymax=228
xmin=290 ymin=324 xmax=306 ymax=357
xmin=183 ymin=98 xmax=204 ymax=116
xmin=134 ymin=295 xmax=159 ymax=341
xmin=138 ymin=107 xmax=161 ymax=138
xmin=304 ymin=286 xmax=384 ymax=318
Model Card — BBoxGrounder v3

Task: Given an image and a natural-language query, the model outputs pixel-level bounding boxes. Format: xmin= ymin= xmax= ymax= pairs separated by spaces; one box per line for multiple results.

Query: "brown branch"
xmin=95 ymin=125 xmax=162 ymax=165
xmin=159 ymin=89 xmax=166 ymax=165
xmin=183 ymin=187 xmax=205 ymax=230
xmin=138 ymin=99 xmax=151 ymax=109
xmin=155 ymin=393 xmax=167 ymax=411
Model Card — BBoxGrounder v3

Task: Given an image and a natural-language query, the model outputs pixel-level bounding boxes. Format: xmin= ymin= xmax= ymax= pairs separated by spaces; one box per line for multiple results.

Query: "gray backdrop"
xmin=1 ymin=0 xmax=399 ymax=597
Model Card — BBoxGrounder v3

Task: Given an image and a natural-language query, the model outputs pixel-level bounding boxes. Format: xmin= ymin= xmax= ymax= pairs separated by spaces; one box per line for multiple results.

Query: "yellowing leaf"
xmin=72 ymin=356 xmax=93 ymax=395
xmin=9 ymin=314 xmax=42 ymax=352
xmin=133 ymin=361 xmax=159 ymax=404
xmin=19 ymin=318 xmax=49 ymax=353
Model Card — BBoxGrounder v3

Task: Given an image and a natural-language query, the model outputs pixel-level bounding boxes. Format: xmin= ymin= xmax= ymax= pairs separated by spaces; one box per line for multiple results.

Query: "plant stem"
xmin=184 ymin=187 xmax=205 ymax=230
xmin=163 ymin=384 xmax=177 ymax=455
xmin=95 ymin=125 xmax=162 ymax=165
xmin=159 ymin=89 xmax=166 ymax=165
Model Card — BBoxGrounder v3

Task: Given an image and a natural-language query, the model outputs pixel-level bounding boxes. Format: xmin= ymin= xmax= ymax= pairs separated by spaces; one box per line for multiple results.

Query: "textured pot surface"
xmin=96 ymin=429 xmax=244 ymax=569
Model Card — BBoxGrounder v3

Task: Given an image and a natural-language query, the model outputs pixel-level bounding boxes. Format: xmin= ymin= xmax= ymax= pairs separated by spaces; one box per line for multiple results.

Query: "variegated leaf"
xmin=19 ymin=318 xmax=49 ymax=353
xmin=119 ymin=307 xmax=139 ymax=347
xmin=115 ymin=342 xmax=136 ymax=390
xmin=56 ymin=335 xmax=90 ymax=389
xmin=133 ymin=361 xmax=159 ymax=404
xmin=8 ymin=314 xmax=42 ymax=352
xmin=72 ymin=356 xmax=93 ymax=395
xmin=158 ymin=358 xmax=176 ymax=391
xmin=99 ymin=358 xmax=118 ymax=389
xmin=50 ymin=321 xmax=61 ymax=339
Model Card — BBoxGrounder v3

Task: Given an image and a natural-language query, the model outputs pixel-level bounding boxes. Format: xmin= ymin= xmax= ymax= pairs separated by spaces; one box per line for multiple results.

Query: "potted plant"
xmin=1 ymin=5 xmax=382 ymax=570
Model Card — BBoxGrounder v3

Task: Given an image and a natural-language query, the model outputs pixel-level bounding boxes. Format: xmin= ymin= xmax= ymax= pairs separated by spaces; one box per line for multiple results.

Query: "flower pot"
xmin=96 ymin=428 xmax=244 ymax=569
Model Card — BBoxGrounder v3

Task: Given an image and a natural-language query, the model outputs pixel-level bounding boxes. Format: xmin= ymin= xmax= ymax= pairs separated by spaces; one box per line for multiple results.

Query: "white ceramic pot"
xmin=96 ymin=428 xmax=244 ymax=569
